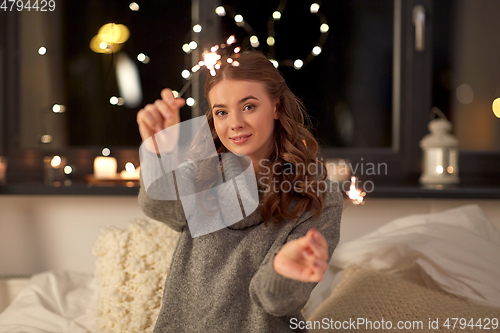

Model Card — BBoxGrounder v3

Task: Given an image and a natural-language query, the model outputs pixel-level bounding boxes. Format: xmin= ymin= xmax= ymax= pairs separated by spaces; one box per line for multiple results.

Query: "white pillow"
xmin=92 ymin=218 xmax=179 ymax=333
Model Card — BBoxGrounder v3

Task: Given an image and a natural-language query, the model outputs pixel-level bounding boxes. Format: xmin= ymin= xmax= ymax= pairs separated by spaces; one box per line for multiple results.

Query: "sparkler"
xmin=344 ymin=176 xmax=366 ymax=209
xmin=175 ymin=35 xmax=237 ymax=98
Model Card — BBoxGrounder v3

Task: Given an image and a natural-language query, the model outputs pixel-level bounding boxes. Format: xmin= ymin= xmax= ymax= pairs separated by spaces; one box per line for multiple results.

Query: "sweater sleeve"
xmin=137 ymin=152 xmax=197 ymax=232
xmin=248 ymin=191 xmax=343 ymax=317
xmin=138 ymin=173 xmax=187 ymax=232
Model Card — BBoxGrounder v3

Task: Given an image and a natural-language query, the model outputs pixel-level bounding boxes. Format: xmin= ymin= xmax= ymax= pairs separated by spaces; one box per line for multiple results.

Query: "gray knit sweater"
xmin=138 ymin=153 xmax=343 ymax=332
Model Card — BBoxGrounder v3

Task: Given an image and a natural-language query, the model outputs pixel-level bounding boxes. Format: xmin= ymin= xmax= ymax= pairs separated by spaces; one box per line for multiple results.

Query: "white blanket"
xmin=0 ymin=271 xmax=96 ymax=333
xmin=330 ymin=204 xmax=500 ymax=308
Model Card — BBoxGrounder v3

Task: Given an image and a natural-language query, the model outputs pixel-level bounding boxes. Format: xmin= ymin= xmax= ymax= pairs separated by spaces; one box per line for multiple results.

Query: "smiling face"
xmin=209 ymin=79 xmax=279 ymax=167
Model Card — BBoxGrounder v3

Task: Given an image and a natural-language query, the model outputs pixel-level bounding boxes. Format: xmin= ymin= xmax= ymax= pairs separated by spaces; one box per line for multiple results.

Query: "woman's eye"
xmin=243 ymin=104 xmax=254 ymax=111
xmin=215 ymin=110 xmax=227 ymax=117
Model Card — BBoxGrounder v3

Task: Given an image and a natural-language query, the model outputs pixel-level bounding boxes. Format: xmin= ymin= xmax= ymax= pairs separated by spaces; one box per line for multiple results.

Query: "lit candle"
xmin=120 ymin=163 xmax=140 ymax=179
xmin=94 ymin=157 xmax=117 ymax=179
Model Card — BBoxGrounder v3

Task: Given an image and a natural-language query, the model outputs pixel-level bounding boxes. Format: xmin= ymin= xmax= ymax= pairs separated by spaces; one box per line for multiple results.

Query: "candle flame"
xmin=51 ymin=155 xmax=62 ymax=168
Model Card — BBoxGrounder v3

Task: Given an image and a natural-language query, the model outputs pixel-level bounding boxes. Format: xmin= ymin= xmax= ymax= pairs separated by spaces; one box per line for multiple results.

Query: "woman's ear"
xmin=274 ymin=100 xmax=280 ymax=120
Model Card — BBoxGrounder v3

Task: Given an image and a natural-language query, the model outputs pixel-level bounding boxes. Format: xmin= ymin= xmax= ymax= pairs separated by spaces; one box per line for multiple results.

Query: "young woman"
xmin=136 ymin=50 xmax=343 ymax=332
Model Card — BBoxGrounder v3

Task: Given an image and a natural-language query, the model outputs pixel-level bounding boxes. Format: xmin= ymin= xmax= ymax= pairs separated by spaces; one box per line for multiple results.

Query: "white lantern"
xmin=419 ymin=118 xmax=459 ymax=185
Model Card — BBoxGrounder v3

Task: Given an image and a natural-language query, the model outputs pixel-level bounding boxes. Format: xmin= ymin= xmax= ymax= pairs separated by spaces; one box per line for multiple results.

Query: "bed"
xmin=0 ymin=204 xmax=499 ymax=332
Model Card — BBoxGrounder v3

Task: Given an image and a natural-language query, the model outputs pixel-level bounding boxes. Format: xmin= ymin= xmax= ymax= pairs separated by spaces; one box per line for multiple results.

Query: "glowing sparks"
xmin=346 ymin=176 xmax=366 ymax=205
xmin=178 ymin=36 xmax=239 ymax=97
xmin=203 ymin=51 xmax=221 ymax=70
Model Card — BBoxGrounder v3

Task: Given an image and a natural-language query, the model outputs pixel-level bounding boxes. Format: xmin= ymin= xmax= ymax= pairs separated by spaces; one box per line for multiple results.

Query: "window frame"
xmin=1 ymin=0 xmax=499 ymax=197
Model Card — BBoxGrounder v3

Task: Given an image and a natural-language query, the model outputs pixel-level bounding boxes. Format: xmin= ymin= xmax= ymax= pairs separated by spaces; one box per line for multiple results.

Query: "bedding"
xmin=0 ymin=204 xmax=499 ymax=332
xmin=0 ymin=270 xmax=96 ymax=333
xmin=328 ymin=204 xmax=500 ymax=308
xmin=307 ymin=265 xmax=500 ymax=333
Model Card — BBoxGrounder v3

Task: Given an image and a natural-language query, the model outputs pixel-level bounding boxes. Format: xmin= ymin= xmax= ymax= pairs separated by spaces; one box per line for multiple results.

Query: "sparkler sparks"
xmin=177 ymin=35 xmax=238 ymax=97
xmin=346 ymin=176 xmax=366 ymax=205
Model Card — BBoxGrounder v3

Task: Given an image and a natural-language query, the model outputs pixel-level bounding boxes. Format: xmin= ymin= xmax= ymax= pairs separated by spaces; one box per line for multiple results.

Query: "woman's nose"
xmin=229 ymin=111 xmax=245 ymax=130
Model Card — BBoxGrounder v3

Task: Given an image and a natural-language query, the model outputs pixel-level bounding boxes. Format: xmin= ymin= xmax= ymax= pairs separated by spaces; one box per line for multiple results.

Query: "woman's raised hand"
xmin=273 ymin=228 xmax=329 ymax=283
xmin=136 ymin=88 xmax=185 ymax=142
xmin=137 ymin=89 xmax=185 ymax=154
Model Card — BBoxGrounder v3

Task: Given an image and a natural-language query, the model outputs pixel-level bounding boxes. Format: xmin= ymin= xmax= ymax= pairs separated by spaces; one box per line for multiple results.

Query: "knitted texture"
xmin=92 ymin=219 xmax=180 ymax=333
xmin=308 ymin=265 xmax=500 ymax=333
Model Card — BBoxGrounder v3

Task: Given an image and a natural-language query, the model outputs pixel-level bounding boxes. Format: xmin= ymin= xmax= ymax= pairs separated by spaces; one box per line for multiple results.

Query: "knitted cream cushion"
xmin=92 ymin=218 xmax=180 ymax=333
xmin=308 ymin=265 xmax=500 ymax=333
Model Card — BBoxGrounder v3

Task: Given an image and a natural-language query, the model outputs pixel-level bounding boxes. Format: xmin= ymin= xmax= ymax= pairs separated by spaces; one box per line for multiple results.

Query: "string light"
xmin=129 ymin=2 xmax=139 ymax=11
xmin=193 ymin=24 xmax=202 ymax=33
xmin=493 ymin=98 xmax=500 ymax=118
xmin=102 ymin=148 xmax=111 ymax=156
xmin=181 ymin=69 xmax=191 ymax=79
xmin=188 ymin=41 xmax=198 ymax=50
xmin=41 ymin=134 xmax=52 ymax=143
xmin=211 ymin=3 xmax=329 ymax=70
xmin=215 ymin=6 xmax=226 ymax=16
xmin=64 ymin=165 xmax=73 ymax=174
xmin=234 ymin=14 xmax=244 ymax=27
xmin=110 ymin=96 xmax=119 ymax=105
xmin=186 ymin=97 xmax=196 ymax=106
xmin=310 ymin=3 xmax=320 ymax=14
xmin=293 ymin=59 xmax=303 ymax=70
xmin=52 ymin=104 xmax=66 ymax=113
xmin=250 ymin=35 xmax=259 ymax=47
xmin=182 ymin=44 xmax=191 ymax=54
xmin=38 ymin=46 xmax=47 ymax=55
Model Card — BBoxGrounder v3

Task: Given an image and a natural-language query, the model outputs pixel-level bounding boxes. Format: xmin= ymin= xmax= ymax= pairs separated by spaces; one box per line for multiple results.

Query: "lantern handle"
xmin=430 ymin=106 xmax=448 ymax=122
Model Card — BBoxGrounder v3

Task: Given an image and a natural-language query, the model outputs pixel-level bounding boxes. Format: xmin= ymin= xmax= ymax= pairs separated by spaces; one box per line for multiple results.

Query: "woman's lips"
xmin=231 ymin=134 xmax=252 ymax=144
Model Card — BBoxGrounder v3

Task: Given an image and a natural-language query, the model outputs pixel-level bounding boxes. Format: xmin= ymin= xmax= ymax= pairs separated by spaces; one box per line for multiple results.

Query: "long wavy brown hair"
xmin=187 ymin=50 xmax=328 ymax=224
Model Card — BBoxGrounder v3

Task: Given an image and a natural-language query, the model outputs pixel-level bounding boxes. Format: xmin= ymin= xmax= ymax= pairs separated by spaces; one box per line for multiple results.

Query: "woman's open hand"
xmin=273 ymin=228 xmax=329 ymax=283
